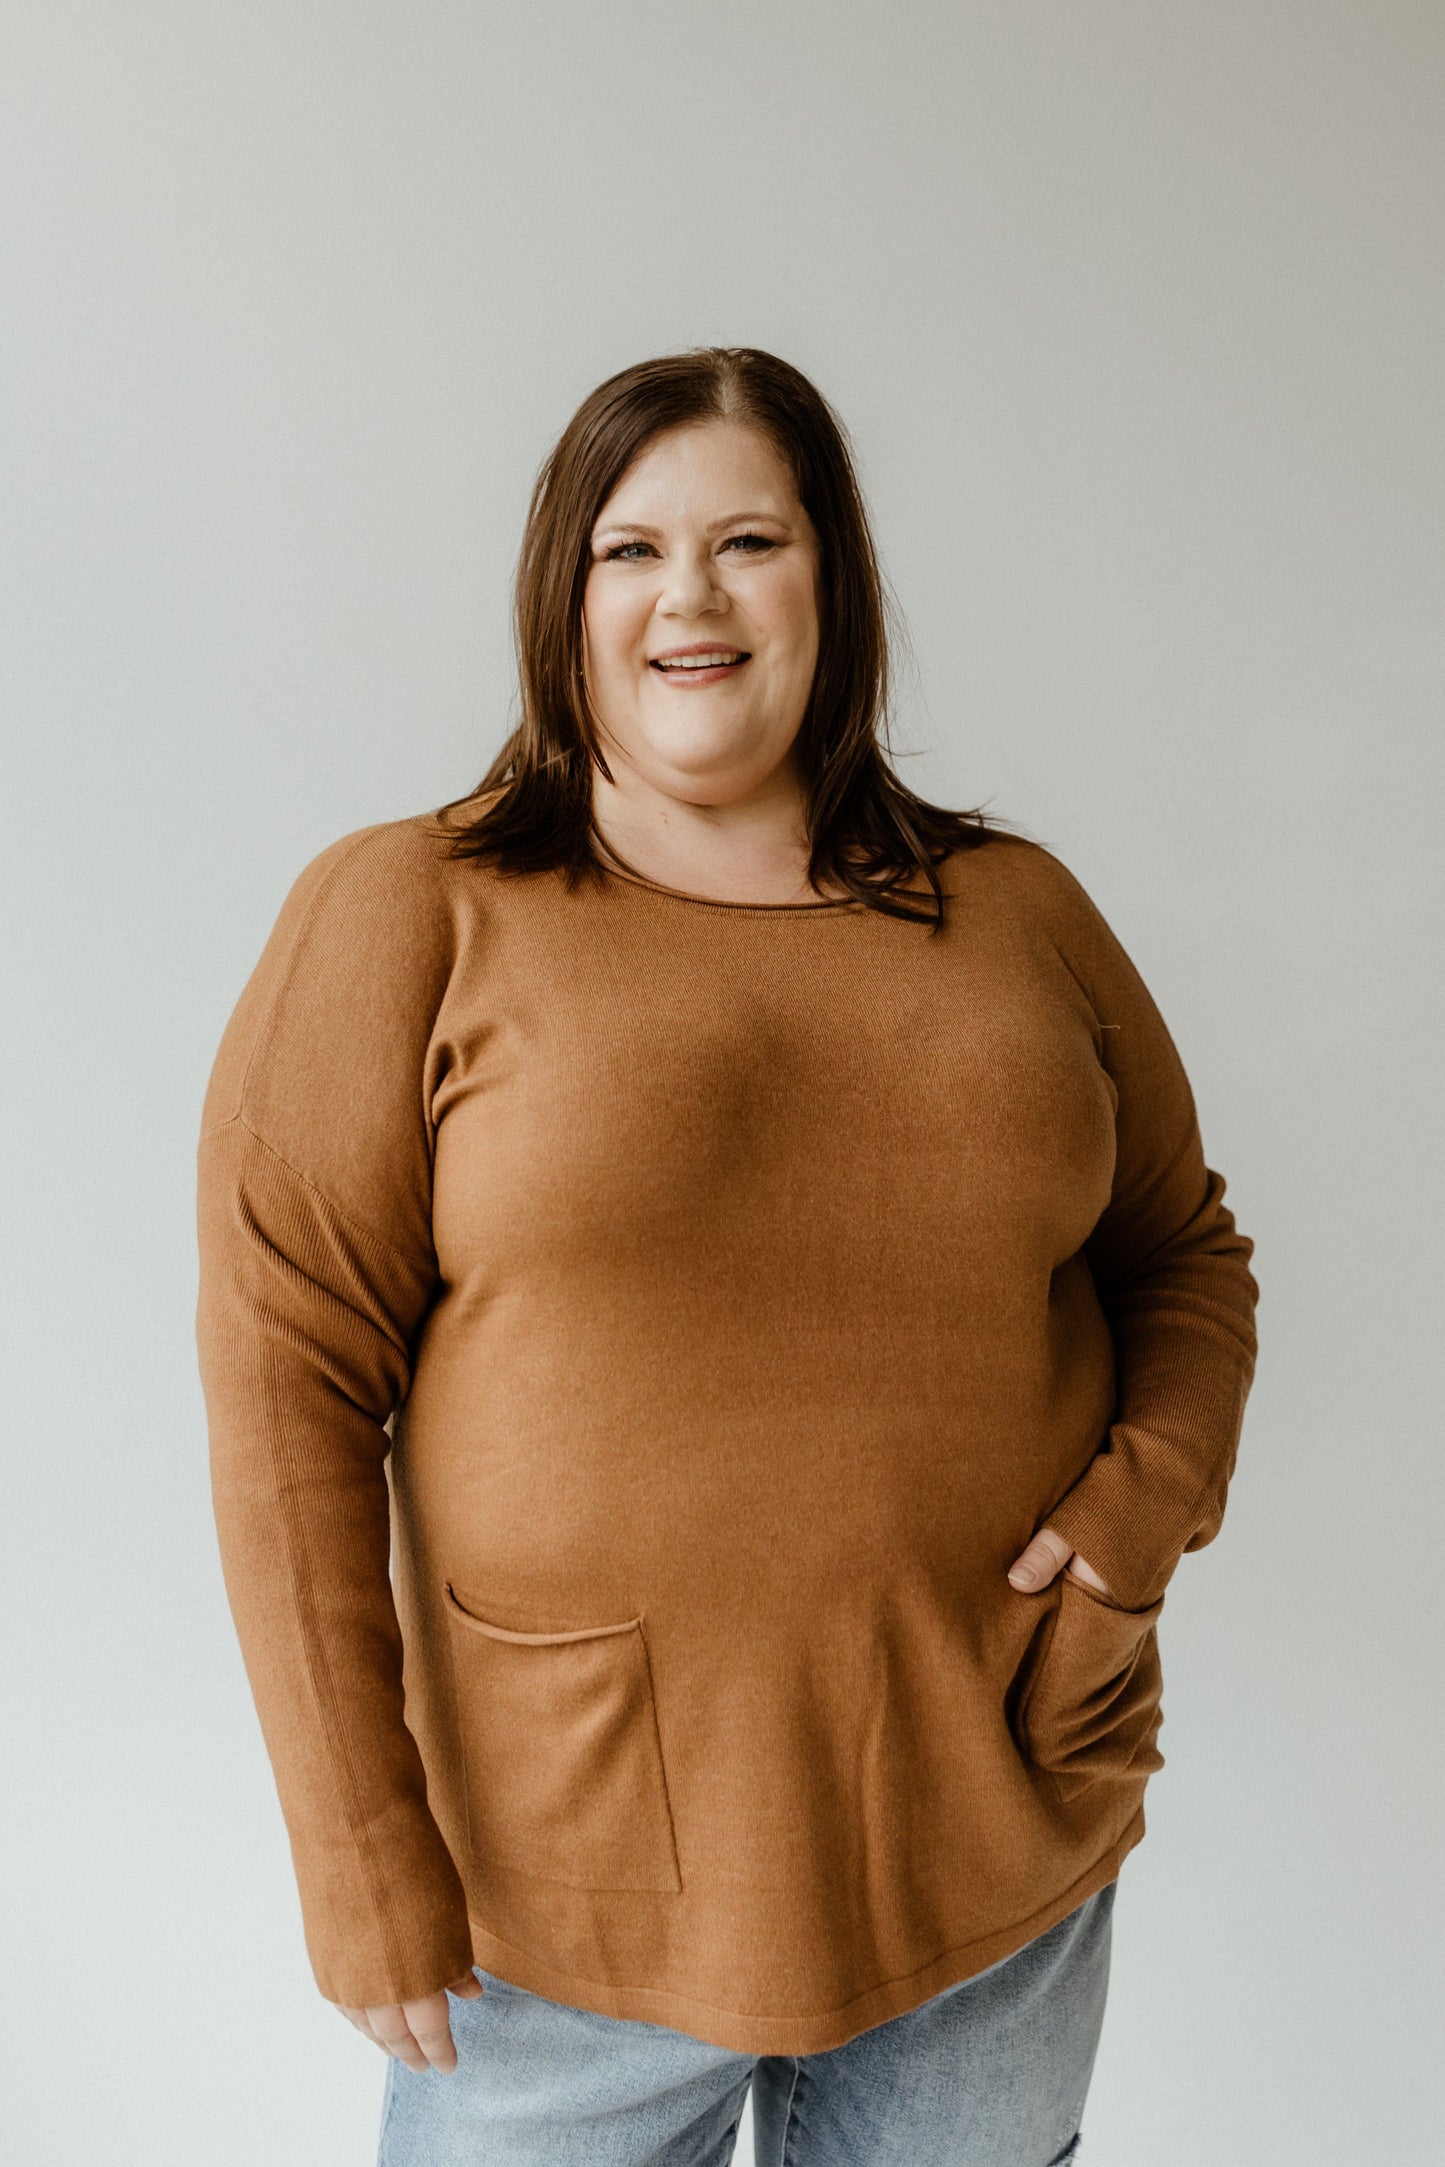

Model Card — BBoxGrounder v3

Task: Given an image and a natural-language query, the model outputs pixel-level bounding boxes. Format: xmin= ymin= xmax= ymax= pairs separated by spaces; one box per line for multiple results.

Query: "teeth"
xmin=656 ymin=652 xmax=743 ymax=669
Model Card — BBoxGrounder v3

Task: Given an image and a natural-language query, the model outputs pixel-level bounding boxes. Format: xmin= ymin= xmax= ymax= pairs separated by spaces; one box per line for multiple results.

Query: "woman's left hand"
xmin=1007 ymin=1526 xmax=1116 ymax=1602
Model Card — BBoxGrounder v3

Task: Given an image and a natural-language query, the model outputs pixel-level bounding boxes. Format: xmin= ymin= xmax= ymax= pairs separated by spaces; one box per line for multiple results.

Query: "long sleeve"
xmin=194 ymin=823 xmax=473 ymax=2007
xmin=1038 ymin=855 xmax=1261 ymax=1612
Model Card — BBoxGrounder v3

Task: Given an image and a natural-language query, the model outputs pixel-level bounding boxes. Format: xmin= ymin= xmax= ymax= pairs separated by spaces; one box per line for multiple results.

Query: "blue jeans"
xmin=377 ymin=1880 xmax=1115 ymax=2165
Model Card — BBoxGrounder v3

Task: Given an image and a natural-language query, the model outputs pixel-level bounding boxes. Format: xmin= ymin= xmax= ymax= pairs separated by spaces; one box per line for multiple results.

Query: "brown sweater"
xmin=194 ymin=802 xmax=1258 ymax=2054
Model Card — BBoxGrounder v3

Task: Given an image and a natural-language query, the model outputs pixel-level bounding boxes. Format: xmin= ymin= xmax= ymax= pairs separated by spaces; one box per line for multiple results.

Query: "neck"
xmin=590 ymin=754 xmax=843 ymax=906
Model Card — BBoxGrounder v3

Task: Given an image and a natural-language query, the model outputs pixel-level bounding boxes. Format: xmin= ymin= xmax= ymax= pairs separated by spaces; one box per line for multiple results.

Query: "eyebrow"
xmin=591 ymin=510 xmax=793 ymax=539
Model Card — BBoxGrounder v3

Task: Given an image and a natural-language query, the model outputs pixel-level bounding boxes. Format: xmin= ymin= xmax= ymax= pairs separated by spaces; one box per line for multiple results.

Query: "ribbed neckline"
xmin=598 ymin=862 xmax=864 ymax=916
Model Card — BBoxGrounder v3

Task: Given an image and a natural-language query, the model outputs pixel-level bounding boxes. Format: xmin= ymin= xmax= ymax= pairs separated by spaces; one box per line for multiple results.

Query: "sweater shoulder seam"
xmin=216 ymin=1111 xmax=436 ymax=1275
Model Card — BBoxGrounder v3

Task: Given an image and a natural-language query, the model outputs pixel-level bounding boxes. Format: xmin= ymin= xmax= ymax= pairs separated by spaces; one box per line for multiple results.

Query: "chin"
xmin=654 ymin=770 xmax=756 ymax=806
xmin=655 ymin=720 xmax=784 ymax=774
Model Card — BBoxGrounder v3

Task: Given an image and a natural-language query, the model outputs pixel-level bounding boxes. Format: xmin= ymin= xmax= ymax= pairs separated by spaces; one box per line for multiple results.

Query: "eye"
xmin=721 ymin=532 xmax=776 ymax=554
xmin=602 ymin=541 xmax=658 ymax=562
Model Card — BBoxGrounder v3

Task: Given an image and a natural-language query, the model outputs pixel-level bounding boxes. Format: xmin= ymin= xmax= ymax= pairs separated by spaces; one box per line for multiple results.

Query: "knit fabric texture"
xmin=194 ymin=805 xmax=1259 ymax=2054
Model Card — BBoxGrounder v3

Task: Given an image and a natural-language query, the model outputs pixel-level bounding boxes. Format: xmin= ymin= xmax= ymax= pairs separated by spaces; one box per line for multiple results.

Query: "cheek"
xmin=754 ymin=566 xmax=820 ymax=670
xmin=583 ymin=583 xmax=649 ymax=682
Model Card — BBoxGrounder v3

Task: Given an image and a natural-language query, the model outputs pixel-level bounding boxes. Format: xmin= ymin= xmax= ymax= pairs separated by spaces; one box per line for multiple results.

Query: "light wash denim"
xmin=377 ymin=1879 xmax=1114 ymax=2166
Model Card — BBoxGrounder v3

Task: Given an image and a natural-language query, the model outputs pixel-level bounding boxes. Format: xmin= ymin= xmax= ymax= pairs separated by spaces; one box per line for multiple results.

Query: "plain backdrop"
xmin=3 ymin=5 xmax=1442 ymax=2162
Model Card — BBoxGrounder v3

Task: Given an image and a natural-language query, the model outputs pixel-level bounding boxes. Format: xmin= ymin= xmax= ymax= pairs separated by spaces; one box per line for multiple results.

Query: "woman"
xmin=195 ymin=347 xmax=1259 ymax=2165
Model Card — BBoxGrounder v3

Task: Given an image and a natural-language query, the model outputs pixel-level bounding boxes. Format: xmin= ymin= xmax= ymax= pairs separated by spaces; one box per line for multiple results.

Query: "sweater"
xmin=194 ymin=800 xmax=1259 ymax=2056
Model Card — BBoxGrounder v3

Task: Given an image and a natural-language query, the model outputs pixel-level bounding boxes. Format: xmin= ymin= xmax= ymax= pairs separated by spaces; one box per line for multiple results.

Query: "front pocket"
xmin=442 ymin=1583 xmax=683 ymax=1893
xmin=1015 ymin=1575 xmax=1166 ymax=1805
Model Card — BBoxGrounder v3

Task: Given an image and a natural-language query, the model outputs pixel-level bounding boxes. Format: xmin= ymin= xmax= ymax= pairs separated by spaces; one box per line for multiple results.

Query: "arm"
xmin=195 ymin=824 xmax=475 ymax=2009
xmin=1014 ymin=854 xmax=1260 ymax=1613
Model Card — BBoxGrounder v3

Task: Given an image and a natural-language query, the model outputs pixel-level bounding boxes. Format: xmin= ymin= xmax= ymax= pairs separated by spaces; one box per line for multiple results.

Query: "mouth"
xmin=648 ymin=646 xmax=751 ymax=684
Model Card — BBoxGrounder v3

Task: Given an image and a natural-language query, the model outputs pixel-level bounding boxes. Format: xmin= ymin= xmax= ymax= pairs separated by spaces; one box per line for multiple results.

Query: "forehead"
xmin=593 ymin=420 xmax=801 ymax=526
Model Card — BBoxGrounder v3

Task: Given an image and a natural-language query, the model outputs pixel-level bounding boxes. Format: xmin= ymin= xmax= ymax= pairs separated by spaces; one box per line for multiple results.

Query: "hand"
xmin=339 ymin=1971 xmax=484 ymax=2075
xmin=1007 ymin=1526 xmax=1116 ymax=1603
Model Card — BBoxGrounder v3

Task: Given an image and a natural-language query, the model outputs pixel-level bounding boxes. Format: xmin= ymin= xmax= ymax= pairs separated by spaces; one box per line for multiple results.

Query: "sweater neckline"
xmin=598 ymin=862 xmax=864 ymax=916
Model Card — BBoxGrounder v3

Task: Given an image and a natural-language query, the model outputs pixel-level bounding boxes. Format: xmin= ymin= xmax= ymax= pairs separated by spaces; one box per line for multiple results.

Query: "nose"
xmin=656 ymin=545 xmax=727 ymax=622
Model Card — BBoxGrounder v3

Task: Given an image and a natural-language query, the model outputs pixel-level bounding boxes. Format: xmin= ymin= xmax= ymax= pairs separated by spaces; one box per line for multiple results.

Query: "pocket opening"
xmin=444 ymin=1581 xmax=644 ymax=1646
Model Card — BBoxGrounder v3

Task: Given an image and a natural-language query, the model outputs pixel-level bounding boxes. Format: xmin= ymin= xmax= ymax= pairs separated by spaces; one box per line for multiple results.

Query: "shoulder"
xmin=943 ymin=825 xmax=1109 ymax=932
xmin=257 ymin=793 xmax=524 ymax=970
xmin=272 ymin=803 xmax=472 ymax=931
xmin=200 ymin=800 xmax=499 ymax=1137
xmin=940 ymin=826 xmax=1158 ymax=1025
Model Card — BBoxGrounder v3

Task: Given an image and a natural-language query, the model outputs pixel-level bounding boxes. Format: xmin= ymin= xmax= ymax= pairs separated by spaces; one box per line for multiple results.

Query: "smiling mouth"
xmin=649 ymin=650 xmax=751 ymax=673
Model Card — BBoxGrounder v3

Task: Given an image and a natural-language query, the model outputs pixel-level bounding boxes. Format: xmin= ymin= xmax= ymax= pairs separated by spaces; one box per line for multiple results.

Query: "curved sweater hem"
xmin=464 ymin=1808 xmax=1145 ymax=2056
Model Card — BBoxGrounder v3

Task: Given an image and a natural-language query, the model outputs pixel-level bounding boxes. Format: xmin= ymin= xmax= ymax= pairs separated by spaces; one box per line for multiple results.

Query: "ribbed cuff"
xmin=1044 ymin=1475 xmax=1183 ymax=1614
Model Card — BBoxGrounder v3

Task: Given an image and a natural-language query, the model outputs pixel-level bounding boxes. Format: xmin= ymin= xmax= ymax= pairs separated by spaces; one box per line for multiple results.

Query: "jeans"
xmin=376 ymin=1879 xmax=1115 ymax=2166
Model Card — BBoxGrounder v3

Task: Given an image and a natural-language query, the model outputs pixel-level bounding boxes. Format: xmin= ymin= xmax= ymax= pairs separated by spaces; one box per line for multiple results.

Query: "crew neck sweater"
xmin=194 ymin=802 xmax=1259 ymax=2055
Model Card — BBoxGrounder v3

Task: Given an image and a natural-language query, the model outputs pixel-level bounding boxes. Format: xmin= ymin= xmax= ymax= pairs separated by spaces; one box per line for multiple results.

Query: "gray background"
xmin=4 ymin=5 xmax=1441 ymax=2161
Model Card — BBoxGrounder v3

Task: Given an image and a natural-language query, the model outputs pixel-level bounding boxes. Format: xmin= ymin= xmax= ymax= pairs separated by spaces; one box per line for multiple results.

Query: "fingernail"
xmin=1010 ymin=1566 xmax=1037 ymax=1587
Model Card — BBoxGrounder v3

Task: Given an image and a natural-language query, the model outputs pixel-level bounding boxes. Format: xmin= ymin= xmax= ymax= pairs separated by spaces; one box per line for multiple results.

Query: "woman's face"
xmin=581 ymin=419 xmax=822 ymax=806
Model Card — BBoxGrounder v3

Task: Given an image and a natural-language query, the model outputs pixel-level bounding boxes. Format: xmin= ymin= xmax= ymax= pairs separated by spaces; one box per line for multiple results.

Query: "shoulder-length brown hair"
xmin=435 ymin=346 xmax=998 ymax=926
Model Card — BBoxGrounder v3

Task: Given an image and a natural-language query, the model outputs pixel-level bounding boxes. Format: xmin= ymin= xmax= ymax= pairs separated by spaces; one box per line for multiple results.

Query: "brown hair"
xmin=434 ymin=346 xmax=998 ymax=925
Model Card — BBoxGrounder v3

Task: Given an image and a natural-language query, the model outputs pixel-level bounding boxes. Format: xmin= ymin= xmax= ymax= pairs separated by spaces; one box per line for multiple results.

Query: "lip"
xmin=648 ymin=642 xmax=752 ymax=687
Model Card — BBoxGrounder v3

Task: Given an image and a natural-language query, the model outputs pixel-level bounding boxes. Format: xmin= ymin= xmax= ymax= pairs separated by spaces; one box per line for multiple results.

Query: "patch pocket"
xmin=442 ymin=1583 xmax=683 ymax=1893
xmin=1015 ymin=1575 xmax=1166 ymax=1804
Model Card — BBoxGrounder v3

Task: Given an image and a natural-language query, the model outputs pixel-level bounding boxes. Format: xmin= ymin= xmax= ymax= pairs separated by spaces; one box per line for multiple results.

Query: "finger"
xmin=366 ymin=2006 xmax=429 ymax=2073
xmin=448 ymin=1972 xmax=485 ymax=2000
xmin=401 ymin=1990 xmax=459 ymax=2074
xmin=1007 ymin=1527 xmax=1072 ymax=1592
xmin=338 ymin=2005 xmax=381 ymax=2044
xmin=1063 ymin=1549 xmax=1114 ymax=1599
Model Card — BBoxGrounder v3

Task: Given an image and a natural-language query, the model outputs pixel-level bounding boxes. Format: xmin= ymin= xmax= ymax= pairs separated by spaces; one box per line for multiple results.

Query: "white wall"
xmin=4 ymin=5 xmax=1441 ymax=2161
